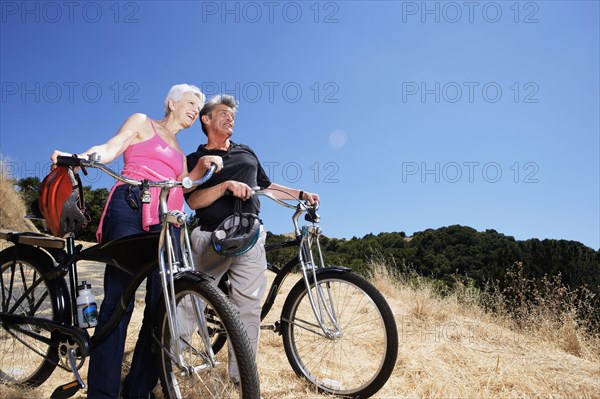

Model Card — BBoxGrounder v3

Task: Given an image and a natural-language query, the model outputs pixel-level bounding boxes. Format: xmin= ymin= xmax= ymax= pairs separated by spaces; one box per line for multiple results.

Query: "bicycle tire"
xmin=0 ymin=246 xmax=68 ymax=387
xmin=207 ymin=310 xmax=228 ymax=355
xmin=155 ymin=277 xmax=260 ymax=399
xmin=209 ymin=277 xmax=230 ymax=354
xmin=281 ymin=270 xmax=398 ymax=398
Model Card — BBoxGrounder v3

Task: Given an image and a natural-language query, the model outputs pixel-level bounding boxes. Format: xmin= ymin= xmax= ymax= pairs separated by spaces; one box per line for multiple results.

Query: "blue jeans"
xmin=87 ymin=185 xmax=161 ymax=399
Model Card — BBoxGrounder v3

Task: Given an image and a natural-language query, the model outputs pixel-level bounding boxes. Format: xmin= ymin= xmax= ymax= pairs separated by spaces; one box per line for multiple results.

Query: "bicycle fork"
xmin=299 ymin=227 xmax=343 ymax=339
xmin=157 ymin=211 xmax=217 ymax=375
xmin=178 ymin=219 xmax=218 ymax=367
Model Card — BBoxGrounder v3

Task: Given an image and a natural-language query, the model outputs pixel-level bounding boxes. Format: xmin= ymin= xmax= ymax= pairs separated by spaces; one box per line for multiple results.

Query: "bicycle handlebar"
xmin=252 ymin=189 xmax=321 ymax=232
xmin=253 ymin=189 xmax=320 ymax=212
xmin=56 ymin=154 xmax=217 ymax=189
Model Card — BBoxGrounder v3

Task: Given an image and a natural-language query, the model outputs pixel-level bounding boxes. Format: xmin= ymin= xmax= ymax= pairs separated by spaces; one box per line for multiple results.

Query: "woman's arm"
xmin=51 ymin=113 xmax=146 ymax=164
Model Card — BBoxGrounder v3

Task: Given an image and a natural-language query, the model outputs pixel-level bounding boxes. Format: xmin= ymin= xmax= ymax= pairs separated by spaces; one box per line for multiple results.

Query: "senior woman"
xmin=51 ymin=84 xmax=222 ymax=399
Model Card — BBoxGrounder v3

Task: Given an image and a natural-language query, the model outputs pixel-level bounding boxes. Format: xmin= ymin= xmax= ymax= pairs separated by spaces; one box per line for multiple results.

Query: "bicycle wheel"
xmin=155 ymin=277 xmax=260 ymax=399
xmin=281 ymin=270 xmax=398 ymax=398
xmin=209 ymin=277 xmax=230 ymax=355
xmin=0 ymin=246 xmax=67 ymax=386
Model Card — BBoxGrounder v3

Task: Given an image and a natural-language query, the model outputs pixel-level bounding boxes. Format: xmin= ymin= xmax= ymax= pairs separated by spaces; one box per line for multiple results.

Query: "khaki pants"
xmin=190 ymin=226 xmax=267 ymax=382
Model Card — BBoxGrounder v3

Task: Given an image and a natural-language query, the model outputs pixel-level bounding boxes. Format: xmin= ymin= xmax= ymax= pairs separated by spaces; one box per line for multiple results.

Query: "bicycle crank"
xmin=58 ymin=340 xmax=85 ymax=370
xmin=51 ymin=348 xmax=85 ymax=399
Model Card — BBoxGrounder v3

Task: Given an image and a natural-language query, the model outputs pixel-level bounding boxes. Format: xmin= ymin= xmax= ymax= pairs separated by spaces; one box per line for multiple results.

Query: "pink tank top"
xmin=122 ymin=123 xmax=184 ymax=180
xmin=96 ymin=120 xmax=185 ymax=242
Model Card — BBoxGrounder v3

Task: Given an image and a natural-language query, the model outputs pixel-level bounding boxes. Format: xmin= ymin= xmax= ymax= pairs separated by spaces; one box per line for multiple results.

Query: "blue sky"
xmin=1 ymin=1 xmax=599 ymax=250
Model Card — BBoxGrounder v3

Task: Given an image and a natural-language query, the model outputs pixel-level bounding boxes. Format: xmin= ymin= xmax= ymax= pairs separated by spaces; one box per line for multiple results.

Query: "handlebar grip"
xmin=182 ymin=177 xmax=193 ymax=189
xmin=56 ymin=155 xmax=83 ymax=167
xmin=223 ymin=184 xmax=259 ymax=197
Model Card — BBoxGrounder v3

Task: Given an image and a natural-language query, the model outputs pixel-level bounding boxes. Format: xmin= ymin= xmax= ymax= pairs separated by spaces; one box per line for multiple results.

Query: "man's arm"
xmin=186 ymin=180 xmax=254 ymax=210
xmin=264 ymin=183 xmax=320 ymax=205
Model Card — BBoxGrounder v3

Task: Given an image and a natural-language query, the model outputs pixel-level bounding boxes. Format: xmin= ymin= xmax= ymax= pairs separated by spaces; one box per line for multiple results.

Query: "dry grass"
xmin=0 ymin=157 xmax=38 ymax=233
xmin=1 ymin=262 xmax=599 ymax=399
xmin=0 ymin=176 xmax=599 ymax=398
xmin=364 ymin=263 xmax=600 ymax=398
xmin=483 ymin=262 xmax=600 ymax=363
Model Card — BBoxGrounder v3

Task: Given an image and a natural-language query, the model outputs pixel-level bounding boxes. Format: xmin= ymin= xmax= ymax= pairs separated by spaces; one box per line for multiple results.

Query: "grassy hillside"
xmin=0 ymin=158 xmax=38 ymax=233
xmin=0 ymin=159 xmax=598 ymax=398
xmin=0 ymin=262 xmax=598 ymax=398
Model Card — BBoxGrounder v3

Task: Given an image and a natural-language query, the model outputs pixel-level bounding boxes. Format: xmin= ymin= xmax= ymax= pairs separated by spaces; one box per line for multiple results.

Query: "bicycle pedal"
xmin=261 ymin=321 xmax=280 ymax=333
xmin=50 ymin=380 xmax=83 ymax=399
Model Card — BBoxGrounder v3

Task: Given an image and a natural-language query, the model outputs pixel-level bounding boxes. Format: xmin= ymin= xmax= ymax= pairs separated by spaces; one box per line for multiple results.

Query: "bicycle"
xmin=211 ymin=189 xmax=399 ymax=398
xmin=0 ymin=155 xmax=260 ymax=399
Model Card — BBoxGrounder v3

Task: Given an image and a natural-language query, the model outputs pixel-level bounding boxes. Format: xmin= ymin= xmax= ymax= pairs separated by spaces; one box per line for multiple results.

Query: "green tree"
xmin=16 ymin=176 xmax=41 ymax=213
xmin=79 ymin=185 xmax=109 ymax=242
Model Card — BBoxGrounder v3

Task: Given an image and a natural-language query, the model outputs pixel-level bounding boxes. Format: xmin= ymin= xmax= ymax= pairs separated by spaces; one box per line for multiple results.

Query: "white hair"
xmin=203 ymin=94 xmax=239 ymax=114
xmin=164 ymin=84 xmax=205 ymax=116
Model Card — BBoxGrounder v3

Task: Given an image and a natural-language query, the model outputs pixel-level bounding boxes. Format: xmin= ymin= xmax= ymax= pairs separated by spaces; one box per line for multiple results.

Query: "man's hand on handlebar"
xmin=300 ymin=191 xmax=320 ymax=207
xmin=224 ymin=181 xmax=253 ymax=201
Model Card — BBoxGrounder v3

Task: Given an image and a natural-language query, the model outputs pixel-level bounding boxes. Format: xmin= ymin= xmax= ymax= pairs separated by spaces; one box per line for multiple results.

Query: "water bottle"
xmin=76 ymin=281 xmax=98 ymax=328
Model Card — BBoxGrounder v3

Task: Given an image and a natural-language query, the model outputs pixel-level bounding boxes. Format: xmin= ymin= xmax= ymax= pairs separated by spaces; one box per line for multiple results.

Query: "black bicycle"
xmin=0 ymin=155 xmax=260 ymax=398
xmin=213 ymin=189 xmax=399 ymax=398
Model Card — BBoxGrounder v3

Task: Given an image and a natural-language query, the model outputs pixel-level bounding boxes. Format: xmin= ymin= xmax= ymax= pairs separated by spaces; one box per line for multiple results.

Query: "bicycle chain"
xmin=4 ymin=326 xmax=79 ymax=373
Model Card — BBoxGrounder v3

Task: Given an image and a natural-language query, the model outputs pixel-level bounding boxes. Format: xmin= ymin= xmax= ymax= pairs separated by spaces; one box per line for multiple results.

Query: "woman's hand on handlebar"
xmin=50 ymin=151 xmax=88 ymax=171
xmin=50 ymin=150 xmax=82 ymax=165
xmin=186 ymin=155 xmax=223 ymax=185
xmin=198 ymin=155 xmax=224 ymax=174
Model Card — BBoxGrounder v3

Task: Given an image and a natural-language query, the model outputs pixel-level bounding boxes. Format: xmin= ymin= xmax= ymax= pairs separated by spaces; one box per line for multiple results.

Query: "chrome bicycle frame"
xmin=156 ymin=185 xmax=218 ymax=374
xmin=90 ymin=156 xmax=220 ymax=375
xmin=257 ymin=192 xmax=342 ymax=338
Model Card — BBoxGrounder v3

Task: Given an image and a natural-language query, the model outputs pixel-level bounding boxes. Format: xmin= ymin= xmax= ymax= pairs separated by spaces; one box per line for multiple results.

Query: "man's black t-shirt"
xmin=185 ymin=141 xmax=271 ymax=231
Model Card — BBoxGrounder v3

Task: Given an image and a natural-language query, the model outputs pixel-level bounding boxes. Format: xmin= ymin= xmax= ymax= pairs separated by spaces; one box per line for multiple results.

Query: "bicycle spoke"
xmin=4 ymin=327 xmax=52 ymax=364
xmin=282 ymin=272 xmax=397 ymax=398
xmin=0 ymin=253 xmax=59 ymax=387
xmin=283 ymin=316 xmax=330 ymax=338
xmin=157 ymin=279 xmax=259 ymax=398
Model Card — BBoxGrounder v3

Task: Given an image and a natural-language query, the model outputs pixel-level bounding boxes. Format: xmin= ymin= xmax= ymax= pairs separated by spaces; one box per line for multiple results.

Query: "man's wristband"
xmin=298 ymin=190 xmax=304 ymax=200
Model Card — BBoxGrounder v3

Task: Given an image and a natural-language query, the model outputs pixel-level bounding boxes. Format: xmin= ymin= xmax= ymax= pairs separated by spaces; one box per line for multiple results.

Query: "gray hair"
xmin=164 ymin=84 xmax=205 ymax=116
xmin=199 ymin=94 xmax=239 ymax=136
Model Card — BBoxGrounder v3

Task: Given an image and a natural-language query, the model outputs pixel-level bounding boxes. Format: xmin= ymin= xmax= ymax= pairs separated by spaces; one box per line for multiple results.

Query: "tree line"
xmin=266 ymin=225 xmax=600 ymax=331
xmin=15 ymin=177 xmax=600 ymax=326
xmin=266 ymin=226 xmax=600 ymax=295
